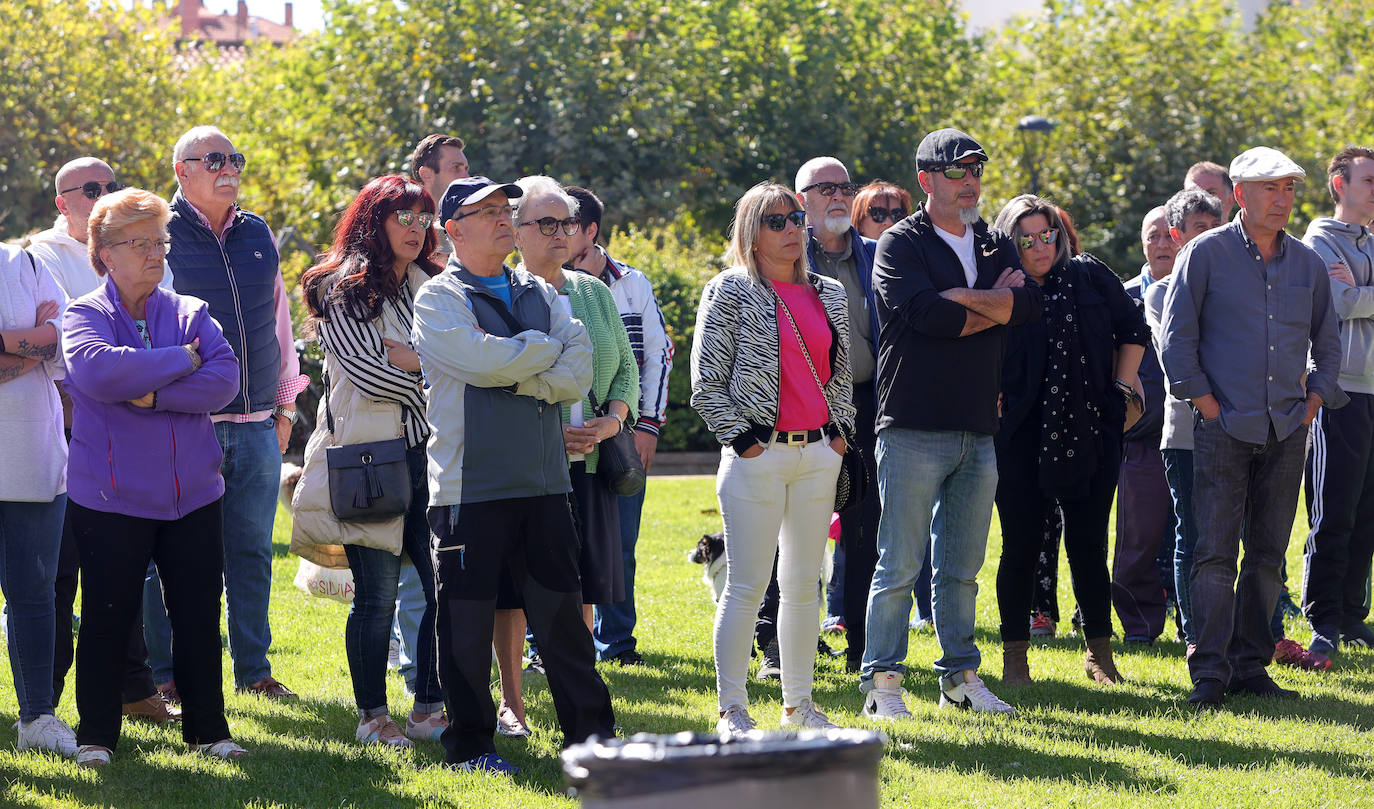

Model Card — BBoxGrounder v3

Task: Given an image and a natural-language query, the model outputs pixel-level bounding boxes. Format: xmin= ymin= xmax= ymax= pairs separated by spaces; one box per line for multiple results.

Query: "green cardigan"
xmin=558 ymin=270 xmax=639 ymax=473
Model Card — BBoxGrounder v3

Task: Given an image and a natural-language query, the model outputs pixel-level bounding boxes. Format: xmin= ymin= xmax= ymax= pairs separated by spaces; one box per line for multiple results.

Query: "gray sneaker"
xmin=939 ymin=670 xmax=1017 ymax=715
xmin=862 ymin=671 xmax=913 ymax=720
xmin=715 ymin=704 xmax=758 ymax=737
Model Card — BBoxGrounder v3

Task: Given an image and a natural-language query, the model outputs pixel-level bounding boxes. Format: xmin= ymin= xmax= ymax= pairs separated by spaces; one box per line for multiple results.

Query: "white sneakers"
xmin=779 ymin=698 xmax=839 ymax=730
xmin=15 ymin=715 xmax=78 ymax=758
xmin=715 ymin=704 xmax=758 ymax=736
xmin=863 ymin=671 xmax=914 ymax=720
xmin=939 ymin=670 xmax=1017 ymax=715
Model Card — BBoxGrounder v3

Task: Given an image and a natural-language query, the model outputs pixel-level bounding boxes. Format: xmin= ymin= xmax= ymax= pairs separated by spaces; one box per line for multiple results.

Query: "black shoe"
xmin=1187 ymin=678 xmax=1226 ymax=710
xmin=1228 ymin=671 xmax=1299 ymax=699
xmin=612 ymin=649 xmax=645 ymax=666
xmin=756 ymin=641 xmax=781 ymax=681
xmin=1341 ymin=622 xmax=1374 ymax=649
xmin=523 ymin=653 xmax=546 ymax=676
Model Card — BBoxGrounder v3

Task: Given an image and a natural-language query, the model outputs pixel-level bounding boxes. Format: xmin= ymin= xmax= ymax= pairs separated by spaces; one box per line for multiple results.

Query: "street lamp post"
xmin=1016 ymin=115 xmax=1057 ymax=196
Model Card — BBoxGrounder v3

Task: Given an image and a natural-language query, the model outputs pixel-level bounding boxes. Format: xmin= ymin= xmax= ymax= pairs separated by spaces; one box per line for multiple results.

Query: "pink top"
xmin=773 ymin=280 xmax=832 ymax=431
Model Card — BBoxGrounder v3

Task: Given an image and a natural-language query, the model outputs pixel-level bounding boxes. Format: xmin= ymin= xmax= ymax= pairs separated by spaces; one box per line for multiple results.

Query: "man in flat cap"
xmin=859 ymin=128 xmax=1042 ymax=717
xmin=1161 ymin=146 xmax=1347 ymax=708
xmin=412 ymin=177 xmax=614 ymax=772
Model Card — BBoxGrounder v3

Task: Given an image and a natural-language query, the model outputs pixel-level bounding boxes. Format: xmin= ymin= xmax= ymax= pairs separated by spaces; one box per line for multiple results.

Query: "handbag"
xmin=589 ymin=391 xmax=646 ymax=497
xmin=322 ymin=369 xmax=412 ymax=522
xmin=775 ymin=290 xmax=870 ymax=513
xmin=292 ymin=558 xmax=355 ymax=604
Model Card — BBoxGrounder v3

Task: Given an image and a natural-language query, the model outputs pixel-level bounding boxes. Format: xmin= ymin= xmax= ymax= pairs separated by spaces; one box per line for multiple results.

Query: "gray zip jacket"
xmin=412 ymin=263 xmax=592 ymax=506
xmin=1304 ymin=217 xmax=1374 ymax=395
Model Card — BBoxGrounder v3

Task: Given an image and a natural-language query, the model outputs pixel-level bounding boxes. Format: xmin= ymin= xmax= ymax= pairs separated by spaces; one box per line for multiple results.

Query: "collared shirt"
xmin=1160 ymin=217 xmax=1347 ymax=445
xmin=810 ymin=234 xmax=875 ymax=383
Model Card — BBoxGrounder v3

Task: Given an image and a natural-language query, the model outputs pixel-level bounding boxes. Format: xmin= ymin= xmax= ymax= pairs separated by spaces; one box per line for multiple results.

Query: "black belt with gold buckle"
xmin=774 ymin=429 xmax=823 ymax=445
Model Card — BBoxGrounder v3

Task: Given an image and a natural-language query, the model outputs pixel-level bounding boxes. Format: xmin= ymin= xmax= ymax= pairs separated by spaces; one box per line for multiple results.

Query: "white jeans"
xmin=714 ymin=439 xmax=841 ymax=709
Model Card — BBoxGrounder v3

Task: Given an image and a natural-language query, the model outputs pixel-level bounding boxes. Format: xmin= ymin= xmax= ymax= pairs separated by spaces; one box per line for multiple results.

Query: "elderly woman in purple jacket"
xmin=61 ymin=189 xmax=242 ymax=768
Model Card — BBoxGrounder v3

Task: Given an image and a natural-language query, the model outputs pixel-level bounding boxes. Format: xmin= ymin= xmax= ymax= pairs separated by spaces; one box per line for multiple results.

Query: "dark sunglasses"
xmin=867 ymin=205 xmax=908 ymax=224
xmin=929 ymin=163 xmax=984 ymax=180
xmin=799 ymin=181 xmax=860 ymax=198
xmin=760 ymin=210 xmax=807 ymax=231
xmin=394 ymin=210 xmax=436 ymax=229
xmin=519 ymin=216 xmax=581 ymax=237
xmin=59 ymin=181 xmax=122 ymax=200
xmin=182 ymin=152 xmax=247 ymax=172
xmin=1016 ymin=227 xmax=1059 ymax=250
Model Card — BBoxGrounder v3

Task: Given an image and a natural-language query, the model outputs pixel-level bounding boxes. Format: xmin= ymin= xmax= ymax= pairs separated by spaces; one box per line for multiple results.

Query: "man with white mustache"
xmin=153 ymin=126 xmax=308 ymax=703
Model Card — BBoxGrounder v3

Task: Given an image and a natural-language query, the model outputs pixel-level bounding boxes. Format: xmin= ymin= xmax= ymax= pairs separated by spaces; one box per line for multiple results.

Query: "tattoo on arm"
xmin=12 ymin=338 xmax=57 ymax=361
xmin=0 ymin=355 xmax=37 ymax=383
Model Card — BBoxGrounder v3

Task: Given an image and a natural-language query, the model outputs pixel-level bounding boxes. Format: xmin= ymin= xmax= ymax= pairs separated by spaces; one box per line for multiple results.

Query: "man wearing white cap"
xmin=1161 ymin=146 xmax=1347 ymax=708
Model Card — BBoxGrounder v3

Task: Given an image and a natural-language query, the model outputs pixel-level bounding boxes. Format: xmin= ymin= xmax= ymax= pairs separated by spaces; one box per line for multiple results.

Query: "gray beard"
xmin=958 ymin=205 xmax=981 ymax=225
xmin=824 ymin=215 xmax=850 ymax=235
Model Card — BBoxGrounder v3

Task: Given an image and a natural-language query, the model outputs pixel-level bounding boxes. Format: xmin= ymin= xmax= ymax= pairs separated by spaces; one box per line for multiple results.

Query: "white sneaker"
xmin=909 ymin=617 xmax=933 ymax=633
xmin=715 ymin=704 xmax=757 ymax=737
xmin=939 ymin=670 xmax=1017 ymax=715
xmin=862 ymin=671 xmax=913 ymax=720
xmin=780 ymin=698 xmax=839 ymax=730
xmin=16 ymin=715 xmax=78 ymax=758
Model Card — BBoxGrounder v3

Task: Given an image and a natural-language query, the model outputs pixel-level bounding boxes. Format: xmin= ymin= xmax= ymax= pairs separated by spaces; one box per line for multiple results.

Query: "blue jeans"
xmin=392 ymin=563 xmax=425 ymax=690
xmin=1189 ymin=420 xmax=1307 ymax=684
xmin=344 ymin=448 xmax=442 ymax=714
xmin=593 ymin=487 xmax=646 ymax=660
xmin=861 ymin=428 xmax=998 ymax=687
xmin=1163 ymin=448 xmax=1197 ymax=645
xmin=0 ymin=496 xmax=65 ymax=722
xmin=148 ymin=419 xmax=279 ymax=687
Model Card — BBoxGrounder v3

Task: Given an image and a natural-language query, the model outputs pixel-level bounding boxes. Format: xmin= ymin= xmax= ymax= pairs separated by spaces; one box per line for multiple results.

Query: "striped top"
xmin=318 ymin=270 xmax=429 ymax=448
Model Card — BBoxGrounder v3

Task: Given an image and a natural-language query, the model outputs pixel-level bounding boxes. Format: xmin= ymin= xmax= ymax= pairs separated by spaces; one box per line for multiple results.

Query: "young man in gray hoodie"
xmin=1303 ymin=146 xmax=1374 ymax=656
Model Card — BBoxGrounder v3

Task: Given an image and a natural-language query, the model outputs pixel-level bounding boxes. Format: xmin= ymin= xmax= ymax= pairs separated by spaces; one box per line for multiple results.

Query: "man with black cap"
xmin=1161 ymin=147 xmax=1347 ymax=708
xmin=411 ymin=176 xmax=614 ymax=772
xmin=860 ymin=128 xmax=1042 ymax=717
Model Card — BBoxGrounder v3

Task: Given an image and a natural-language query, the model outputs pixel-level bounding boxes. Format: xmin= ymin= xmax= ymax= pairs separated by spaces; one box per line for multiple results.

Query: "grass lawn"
xmin=3 ymin=476 xmax=1374 ymax=808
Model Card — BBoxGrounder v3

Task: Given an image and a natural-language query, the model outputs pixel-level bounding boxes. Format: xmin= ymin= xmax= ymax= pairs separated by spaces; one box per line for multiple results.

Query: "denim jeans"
xmin=1189 ymin=419 xmax=1308 ymax=684
xmin=1162 ymin=448 xmax=1197 ymax=645
xmin=345 ymin=448 xmax=442 ymax=714
xmin=593 ymin=486 xmax=646 ymax=660
xmin=862 ymin=428 xmax=997 ymax=687
xmin=0 ymin=496 xmax=65 ymax=722
xmin=149 ymin=418 xmax=280 ymax=687
xmin=391 ymin=563 xmax=425 ymax=690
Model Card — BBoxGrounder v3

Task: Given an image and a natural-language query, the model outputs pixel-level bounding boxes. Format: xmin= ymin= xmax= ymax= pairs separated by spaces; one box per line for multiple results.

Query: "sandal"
xmin=76 ymin=744 xmax=112 ymax=768
xmin=191 ymin=739 xmax=248 ymax=759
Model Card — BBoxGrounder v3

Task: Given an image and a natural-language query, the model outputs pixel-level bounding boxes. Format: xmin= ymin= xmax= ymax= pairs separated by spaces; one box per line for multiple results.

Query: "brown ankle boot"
xmin=1084 ymin=636 xmax=1122 ymax=685
xmin=1002 ymin=640 xmax=1032 ymax=685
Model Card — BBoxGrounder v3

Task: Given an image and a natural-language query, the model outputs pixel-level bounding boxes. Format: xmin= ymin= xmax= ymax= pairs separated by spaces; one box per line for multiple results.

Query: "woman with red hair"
xmin=296 ymin=175 xmax=446 ymax=748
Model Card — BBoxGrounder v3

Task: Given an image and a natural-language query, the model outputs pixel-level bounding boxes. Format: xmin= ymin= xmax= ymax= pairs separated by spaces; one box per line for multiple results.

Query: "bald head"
xmin=794 ymin=156 xmax=848 ymax=194
xmin=53 ymin=157 xmax=117 ymax=243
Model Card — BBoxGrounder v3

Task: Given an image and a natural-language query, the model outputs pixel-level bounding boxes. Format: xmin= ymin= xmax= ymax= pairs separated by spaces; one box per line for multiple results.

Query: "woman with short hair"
xmin=692 ymin=181 xmax=855 ymax=733
xmin=62 ymin=188 xmax=243 ymax=766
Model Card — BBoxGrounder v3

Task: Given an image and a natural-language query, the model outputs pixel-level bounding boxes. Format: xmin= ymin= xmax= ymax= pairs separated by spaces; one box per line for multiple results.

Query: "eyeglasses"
xmin=59 ymin=181 xmax=123 ymax=200
xmin=109 ymin=237 xmax=172 ymax=256
xmin=182 ymin=152 xmax=247 ymax=173
xmin=1015 ymin=228 xmax=1059 ymax=250
xmin=520 ymin=217 xmax=581 ymax=237
xmin=929 ymin=163 xmax=984 ymax=180
xmin=799 ymin=181 xmax=860 ymax=198
xmin=760 ymin=211 xmax=807 ymax=231
xmin=867 ymin=206 xmax=908 ymax=224
xmin=394 ymin=210 xmax=436 ymax=229
xmin=451 ymin=204 xmax=515 ymax=222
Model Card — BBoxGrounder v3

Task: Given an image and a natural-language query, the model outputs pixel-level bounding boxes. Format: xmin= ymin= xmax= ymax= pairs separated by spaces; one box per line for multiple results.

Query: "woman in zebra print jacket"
xmin=691 ymin=181 xmax=856 ymax=734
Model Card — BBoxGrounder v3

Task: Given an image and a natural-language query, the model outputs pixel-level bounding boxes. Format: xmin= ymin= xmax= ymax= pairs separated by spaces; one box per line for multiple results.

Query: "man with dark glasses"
xmin=793 ymin=156 xmax=881 ymax=672
xmin=155 ymin=126 xmax=309 ymax=703
xmin=860 ymin=128 xmax=1041 ymax=718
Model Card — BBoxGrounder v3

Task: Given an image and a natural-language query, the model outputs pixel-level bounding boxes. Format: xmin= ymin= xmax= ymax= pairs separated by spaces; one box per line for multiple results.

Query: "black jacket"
xmin=872 ymin=204 xmax=1043 ymax=436
xmin=998 ymin=254 xmax=1150 ymax=440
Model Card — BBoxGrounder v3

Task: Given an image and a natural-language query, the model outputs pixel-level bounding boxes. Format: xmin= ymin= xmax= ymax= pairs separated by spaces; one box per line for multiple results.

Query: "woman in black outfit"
xmin=991 ymin=195 xmax=1147 ymax=686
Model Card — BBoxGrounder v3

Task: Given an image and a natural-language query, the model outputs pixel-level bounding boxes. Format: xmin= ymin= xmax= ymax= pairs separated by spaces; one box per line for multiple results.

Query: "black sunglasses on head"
xmin=868 ymin=205 xmax=908 ymax=224
xmin=760 ymin=211 xmax=807 ymax=231
xmin=182 ymin=152 xmax=247 ymax=173
xmin=799 ymin=181 xmax=860 ymax=198
xmin=59 ymin=181 xmax=122 ymax=200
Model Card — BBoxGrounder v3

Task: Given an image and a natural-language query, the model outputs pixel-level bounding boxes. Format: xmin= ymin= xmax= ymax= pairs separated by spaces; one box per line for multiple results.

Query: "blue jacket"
xmin=167 ymin=192 xmax=280 ymax=415
xmin=805 ymin=226 xmax=879 ymax=359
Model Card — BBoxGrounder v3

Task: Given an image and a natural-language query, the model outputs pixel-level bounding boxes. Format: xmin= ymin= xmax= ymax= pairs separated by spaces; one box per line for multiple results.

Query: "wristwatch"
xmin=273 ymin=406 xmax=299 ymax=425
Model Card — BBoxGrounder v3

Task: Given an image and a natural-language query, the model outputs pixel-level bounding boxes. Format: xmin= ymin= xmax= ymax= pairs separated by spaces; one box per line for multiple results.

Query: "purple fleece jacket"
xmin=62 ymin=277 xmax=240 ymax=520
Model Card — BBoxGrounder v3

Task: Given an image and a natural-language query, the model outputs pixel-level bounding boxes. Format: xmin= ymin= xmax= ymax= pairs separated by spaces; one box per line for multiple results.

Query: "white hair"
xmin=172 ymin=125 xmax=232 ymax=169
xmin=794 ymin=156 xmax=849 ymax=193
xmin=512 ymin=175 xmax=579 ymax=224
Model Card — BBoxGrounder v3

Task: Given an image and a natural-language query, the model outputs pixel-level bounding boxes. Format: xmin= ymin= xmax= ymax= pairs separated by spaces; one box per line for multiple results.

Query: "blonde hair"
xmin=727 ymin=182 xmax=806 ymax=285
xmin=87 ymin=189 xmax=172 ymax=276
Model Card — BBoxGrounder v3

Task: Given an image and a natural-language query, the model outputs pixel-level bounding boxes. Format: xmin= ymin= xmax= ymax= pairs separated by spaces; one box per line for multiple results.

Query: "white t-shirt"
xmin=934 ymin=224 xmax=978 ymax=288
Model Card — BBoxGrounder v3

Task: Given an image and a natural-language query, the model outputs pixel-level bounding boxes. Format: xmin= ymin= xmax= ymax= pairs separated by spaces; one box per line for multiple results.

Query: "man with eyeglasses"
xmin=412 ymin=176 xmax=613 ymax=774
xmin=154 ymin=125 xmax=309 ymax=703
xmin=860 ymin=128 xmax=1042 ymax=718
xmin=1161 ymin=147 xmax=1346 ymax=708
